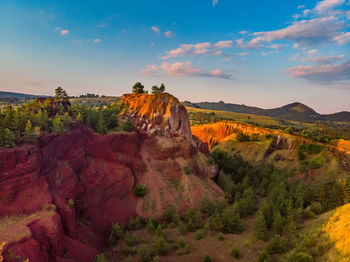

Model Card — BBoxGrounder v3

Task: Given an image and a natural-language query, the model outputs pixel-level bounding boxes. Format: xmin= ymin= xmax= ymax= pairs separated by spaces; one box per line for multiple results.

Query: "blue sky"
xmin=0 ymin=0 xmax=349 ymax=113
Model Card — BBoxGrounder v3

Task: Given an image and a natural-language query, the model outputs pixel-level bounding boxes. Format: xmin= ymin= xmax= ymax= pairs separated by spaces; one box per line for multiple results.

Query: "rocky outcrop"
xmin=122 ymin=93 xmax=192 ymax=141
xmin=191 ymin=121 xmax=271 ymax=148
xmin=0 ymin=95 xmax=223 ymax=261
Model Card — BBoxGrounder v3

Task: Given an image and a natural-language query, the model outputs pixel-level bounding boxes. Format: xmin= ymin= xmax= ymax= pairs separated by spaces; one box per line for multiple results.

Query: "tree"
xmin=97 ymin=112 xmax=107 ymax=134
xmin=132 ymin=82 xmax=145 ymax=94
xmin=254 ymin=211 xmax=268 ymax=240
xmin=23 ymin=120 xmax=36 ymax=142
xmin=55 ymin=87 xmax=69 ymax=101
xmin=151 ymin=83 xmax=165 ymax=95
xmin=52 ymin=115 xmax=66 ymax=133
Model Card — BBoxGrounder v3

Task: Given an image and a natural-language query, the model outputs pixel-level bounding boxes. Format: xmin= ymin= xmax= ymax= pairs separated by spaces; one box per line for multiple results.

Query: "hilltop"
xmin=184 ymin=101 xmax=350 ymax=122
xmin=0 ymin=91 xmax=44 ymax=99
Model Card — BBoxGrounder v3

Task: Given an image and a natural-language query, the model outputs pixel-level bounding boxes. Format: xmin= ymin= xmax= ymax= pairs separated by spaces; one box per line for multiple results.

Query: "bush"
xmin=152 ymin=236 xmax=168 ymax=256
xmin=147 ymin=218 xmax=159 ymax=233
xmin=258 ymin=250 xmax=271 ymax=262
xmin=230 ymin=247 xmax=240 ymax=259
xmin=218 ymin=233 xmax=225 ymax=241
xmin=94 ymin=253 xmax=108 ymax=262
xmin=128 ymin=217 xmax=147 ymax=230
xmin=108 ymin=223 xmax=124 ymax=245
xmin=177 ymin=221 xmax=186 ymax=235
xmin=138 ymin=244 xmax=152 ymax=262
xmin=198 ymin=197 xmax=217 ymax=216
xmin=194 ymin=230 xmax=204 ymax=240
xmin=161 ymin=205 xmax=179 ymax=225
xmin=123 ymin=117 xmax=134 ymax=132
xmin=121 ymin=246 xmax=138 ymax=256
xmin=124 ymin=232 xmax=139 ymax=246
xmin=266 ymin=234 xmax=287 ymax=254
xmin=253 ymin=211 xmax=267 ymax=241
xmin=203 ymin=254 xmax=213 ymax=262
xmin=285 ymin=249 xmax=313 ymax=262
xmin=236 ymin=132 xmax=250 ymax=142
xmin=183 ymin=165 xmax=192 ymax=175
xmin=134 ymin=184 xmax=147 ymax=197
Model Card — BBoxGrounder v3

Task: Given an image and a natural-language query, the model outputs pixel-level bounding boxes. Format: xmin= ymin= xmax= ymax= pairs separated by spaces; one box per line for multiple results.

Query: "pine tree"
xmin=254 ymin=211 xmax=268 ymax=240
xmin=97 ymin=112 xmax=107 ymax=134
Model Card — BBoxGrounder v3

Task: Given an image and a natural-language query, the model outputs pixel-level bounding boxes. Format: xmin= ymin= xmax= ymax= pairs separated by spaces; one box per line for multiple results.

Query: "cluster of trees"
xmin=0 ymin=87 xmax=130 ymax=148
xmin=79 ymin=93 xmax=100 ymax=98
xmin=211 ymin=148 xmax=346 ymax=261
xmin=132 ymin=82 xmax=166 ymax=95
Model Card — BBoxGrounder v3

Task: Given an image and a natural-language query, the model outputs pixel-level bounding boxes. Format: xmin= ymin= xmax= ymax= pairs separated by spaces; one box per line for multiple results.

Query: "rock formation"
xmin=0 ymin=94 xmax=222 ymax=262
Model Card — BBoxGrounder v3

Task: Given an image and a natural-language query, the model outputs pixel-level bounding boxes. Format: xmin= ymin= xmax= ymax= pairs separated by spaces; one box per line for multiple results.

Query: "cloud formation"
xmin=165 ymin=31 xmax=175 ymax=37
xmin=333 ymin=32 xmax=350 ymax=44
xmin=285 ymin=60 xmax=350 ymax=82
xmin=162 ymin=40 xmax=233 ymax=59
xmin=141 ymin=61 xmax=231 ymax=79
xmin=93 ymin=38 xmax=102 ymax=43
xmin=151 ymin=26 xmax=160 ymax=34
xmin=249 ymin=16 xmax=344 ymax=46
xmin=55 ymin=27 xmax=69 ymax=36
xmin=301 ymin=54 xmax=344 ymax=64
xmin=213 ymin=0 xmax=218 ymax=6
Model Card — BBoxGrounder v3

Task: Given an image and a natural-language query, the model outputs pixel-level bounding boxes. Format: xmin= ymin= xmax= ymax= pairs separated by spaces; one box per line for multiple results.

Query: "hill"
xmin=186 ymin=101 xmax=350 ymax=122
xmin=0 ymin=91 xmax=44 ymax=99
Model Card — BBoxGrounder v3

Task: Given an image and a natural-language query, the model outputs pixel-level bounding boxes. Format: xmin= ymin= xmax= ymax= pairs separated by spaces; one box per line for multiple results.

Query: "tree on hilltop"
xmin=132 ymin=82 xmax=146 ymax=94
xmin=151 ymin=83 xmax=166 ymax=95
xmin=55 ymin=87 xmax=69 ymax=101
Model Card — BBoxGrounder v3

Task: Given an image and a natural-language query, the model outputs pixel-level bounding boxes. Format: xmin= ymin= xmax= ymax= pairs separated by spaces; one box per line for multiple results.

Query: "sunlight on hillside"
xmin=323 ymin=203 xmax=350 ymax=258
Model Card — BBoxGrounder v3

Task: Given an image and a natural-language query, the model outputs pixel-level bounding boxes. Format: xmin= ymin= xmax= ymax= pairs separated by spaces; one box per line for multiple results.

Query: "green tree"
xmin=203 ymin=254 xmax=212 ymax=262
xmin=55 ymin=87 xmax=69 ymax=101
xmin=253 ymin=211 xmax=268 ymax=240
xmin=97 ymin=112 xmax=107 ymax=134
xmin=123 ymin=117 xmax=134 ymax=132
xmin=52 ymin=115 xmax=66 ymax=133
xmin=151 ymin=83 xmax=165 ymax=95
xmin=152 ymin=236 xmax=168 ymax=256
xmin=132 ymin=82 xmax=145 ymax=94
xmin=0 ymin=128 xmax=16 ymax=148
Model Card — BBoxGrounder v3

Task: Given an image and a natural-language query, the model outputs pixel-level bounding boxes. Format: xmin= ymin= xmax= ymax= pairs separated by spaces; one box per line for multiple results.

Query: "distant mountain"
xmin=0 ymin=91 xmax=44 ymax=100
xmin=185 ymin=101 xmax=350 ymax=122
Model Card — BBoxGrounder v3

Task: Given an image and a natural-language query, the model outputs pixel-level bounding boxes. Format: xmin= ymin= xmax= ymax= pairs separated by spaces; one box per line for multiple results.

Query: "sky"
xmin=0 ymin=0 xmax=349 ymax=114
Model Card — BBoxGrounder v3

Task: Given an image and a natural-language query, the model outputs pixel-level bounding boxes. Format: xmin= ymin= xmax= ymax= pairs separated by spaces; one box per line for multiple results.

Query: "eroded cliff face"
xmin=191 ymin=121 xmax=271 ymax=148
xmin=122 ymin=93 xmax=192 ymax=141
xmin=0 ymin=95 xmax=222 ymax=262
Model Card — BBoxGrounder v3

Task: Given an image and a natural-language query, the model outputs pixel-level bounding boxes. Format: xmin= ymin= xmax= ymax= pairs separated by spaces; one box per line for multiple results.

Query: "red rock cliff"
xmin=0 ymin=96 xmax=222 ymax=262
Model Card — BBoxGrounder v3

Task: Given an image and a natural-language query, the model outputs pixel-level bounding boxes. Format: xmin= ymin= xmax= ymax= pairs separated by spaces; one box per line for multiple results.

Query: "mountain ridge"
xmin=183 ymin=101 xmax=350 ymax=122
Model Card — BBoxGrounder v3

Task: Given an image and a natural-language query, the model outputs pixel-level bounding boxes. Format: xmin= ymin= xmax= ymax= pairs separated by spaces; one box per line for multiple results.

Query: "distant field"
xmin=187 ymin=106 xmax=282 ymax=126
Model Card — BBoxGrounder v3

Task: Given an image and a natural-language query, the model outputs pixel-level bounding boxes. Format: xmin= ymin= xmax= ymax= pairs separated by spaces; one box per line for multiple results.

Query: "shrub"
xmin=94 ymin=253 xmax=108 ymax=262
xmin=108 ymin=223 xmax=124 ymax=245
xmin=177 ymin=236 xmax=186 ymax=248
xmin=147 ymin=218 xmax=159 ymax=233
xmin=124 ymin=232 xmax=138 ymax=246
xmin=138 ymin=244 xmax=152 ymax=262
xmin=230 ymin=247 xmax=240 ymax=259
xmin=258 ymin=250 xmax=271 ymax=262
xmin=183 ymin=165 xmax=192 ymax=175
xmin=266 ymin=234 xmax=287 ymax=254
xmin=152 ymin=236 xmax=168 ymax=256
xmin=121 ymin=246 xmax=138 ymax=256
xmin=198 ymin=197 xmax=217 ymax=216
xmin=194 ymin=230 xmax=204 ymax=240
xmin=285 ymin=249 xmax=313 ymax=262
xmin=161 ymin=204 xmax=179 ymax=225
xmin=236 ymin=132 xmax=250 ymax=142
xmin=134 ymin=184 xmax=147 ymax=197
xmin=128 ymin=217 xmax=147 ymax=230
xmin=253 ymin=211 xmax=267 ymax=241
xmin=203 ymin=254 xmax=213 ymax=262
xmin=221 ymin=206 xmax=243 ymax=234
xmin=218 ymin=233 xmax=225 ymax=241
xmin=155 ymin=225 xmax=166 ymax=238
xmin=177 ymin=221 xmax=186 ymax=235
xmin=123 ymin=117 xmax=134 ymax=132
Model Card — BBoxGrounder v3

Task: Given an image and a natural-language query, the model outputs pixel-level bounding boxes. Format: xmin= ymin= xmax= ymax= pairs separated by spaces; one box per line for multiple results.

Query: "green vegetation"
xmin=230 ymin=247 xmax=240 ymax=259
xmin=151 ymin=83 xmax=165 ymax=95
xmin=134 ymin=184 xmax=147 ymax=198
xmin=183 ymin=165 xmax=192 ymax=175
xmin=132 ymin=82 xmax=146 ymax=94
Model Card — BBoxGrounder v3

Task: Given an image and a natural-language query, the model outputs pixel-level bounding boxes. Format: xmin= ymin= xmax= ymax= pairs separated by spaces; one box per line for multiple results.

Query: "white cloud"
xmin=161 ymin=40 xmax=233 ymax=59
xmin=298 ymin=5 xmax=305 ymax=9
xmin=333 ymin=32 xmax=350 ymax=44
xmin=301 ymin=54 xmax=344 ymax=64
xmin=249 ymin=16 xmax=344 ymax=46
xmin=306 ymin=49 xmax=318 ymax=55
xmin=151 ymin=26 xmax=160 ymax=34
xmin=213 ymin=0 xmax=218 ymax=6
xmin=285 ymin=60 xmax=350 ymax=82
xmin=238 ymin=30 xmax=248 ymax=34
xmin=93 ymin=38 xmax=102 ymax=43
xmin=165 ymin=31 xmax=175 ymax=37
xmin=290 ymin=53 xmax=301 ymax=61
xmin=141 ymin=61 xmax=231 ymax=79
xmin=55 ymin=27 xmax=69 ymax=36
xmin=314 ymin=0 xmax=345 ymax=14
